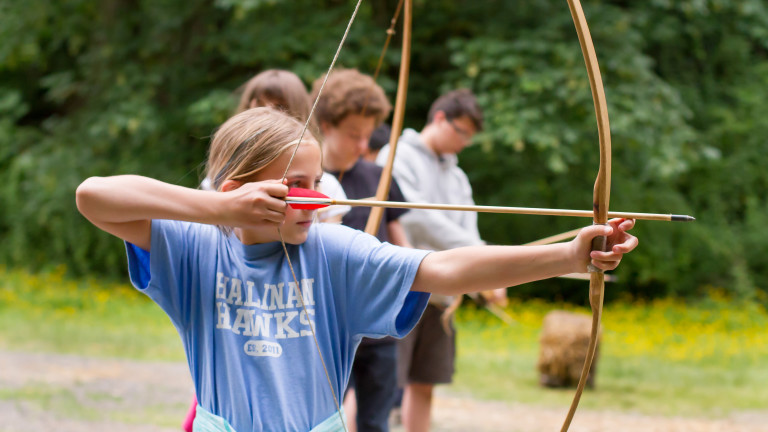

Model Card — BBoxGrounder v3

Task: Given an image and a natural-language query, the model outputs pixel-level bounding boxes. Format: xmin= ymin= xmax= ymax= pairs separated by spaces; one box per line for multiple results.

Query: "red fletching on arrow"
xmin=286 ymin=188 xmax=331 ymax=210
xmin=287 ymin=187 xmax=329 ymax=199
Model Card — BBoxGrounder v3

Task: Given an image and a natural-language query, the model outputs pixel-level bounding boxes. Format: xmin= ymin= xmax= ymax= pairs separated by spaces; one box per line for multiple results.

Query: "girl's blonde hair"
xmin=205 ymin=107 xmax=316 ymax=191
xmin=235 ymin=70 xmax=312 ymax=122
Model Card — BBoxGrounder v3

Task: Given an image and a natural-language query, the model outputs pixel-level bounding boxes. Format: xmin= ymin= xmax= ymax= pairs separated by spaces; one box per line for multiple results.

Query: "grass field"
xmin=2 ymin=266 xmax=767 ymax=419
xmin=452 ymin=296 xmax=768 ymax=417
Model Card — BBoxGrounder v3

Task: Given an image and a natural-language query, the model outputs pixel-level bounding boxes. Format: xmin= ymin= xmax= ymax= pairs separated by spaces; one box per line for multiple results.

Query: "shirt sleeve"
xmin=319 ymin=225 xmax=431 ymax=339
xmin=125 ymin=219 xmax=214 ymax=328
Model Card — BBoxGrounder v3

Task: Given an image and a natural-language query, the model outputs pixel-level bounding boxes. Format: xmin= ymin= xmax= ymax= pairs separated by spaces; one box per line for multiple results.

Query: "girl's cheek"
xmin=285 ymin=207 xmax=315 ymax=220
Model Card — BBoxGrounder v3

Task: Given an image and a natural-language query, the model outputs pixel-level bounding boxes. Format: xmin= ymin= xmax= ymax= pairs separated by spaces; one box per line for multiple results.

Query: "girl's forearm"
xmin=76 ymin=175 xmax=223 ymax=226
xmin=413 ymin=243 xmax=579 ymax=296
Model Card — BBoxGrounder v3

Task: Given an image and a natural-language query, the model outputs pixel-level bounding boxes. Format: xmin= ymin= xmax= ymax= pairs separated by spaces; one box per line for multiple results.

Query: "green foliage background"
xmin=2 ymin=0 xmax=767 ymax=302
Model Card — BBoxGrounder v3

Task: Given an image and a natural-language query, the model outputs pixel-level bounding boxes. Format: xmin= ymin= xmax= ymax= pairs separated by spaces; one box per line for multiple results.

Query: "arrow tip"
xmin=671 ymin=214 xmax=696 ymax=222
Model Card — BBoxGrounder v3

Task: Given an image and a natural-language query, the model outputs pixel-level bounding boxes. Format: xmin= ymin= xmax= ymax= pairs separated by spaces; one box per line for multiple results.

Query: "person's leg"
xmin=343 ymin=388 xmax=358 ymax=432
xmin=355 ymin=342 xmax=397 ymax=432
xmin=181 ymin=395 xmax=197 ymax=432
xmin=389 ymin=386 xmax=404 ymax=428
xmin=402 ymin=382 xmax=433 ymax=432
xmin=400 ymin=304 xmax=456 ymax=432
xmin=344 ymin=365 xmax=359 ymax=432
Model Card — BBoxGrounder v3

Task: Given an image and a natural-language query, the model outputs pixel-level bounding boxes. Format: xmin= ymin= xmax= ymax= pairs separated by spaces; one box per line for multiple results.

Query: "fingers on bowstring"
xmin=263 ymin=209 xmax=287 ymax=224
xmin=262 ymin=181 xmax=289 ymax=198
xmin=264 ymin=197 xmax=288 ymax=214
xmin=249 ymin=195 xmax=286 ymax=219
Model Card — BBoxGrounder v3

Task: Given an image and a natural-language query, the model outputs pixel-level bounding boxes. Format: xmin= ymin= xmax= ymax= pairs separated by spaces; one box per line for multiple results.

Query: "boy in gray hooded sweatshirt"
xmin=376 ymin=89 xmax=506 ymax=432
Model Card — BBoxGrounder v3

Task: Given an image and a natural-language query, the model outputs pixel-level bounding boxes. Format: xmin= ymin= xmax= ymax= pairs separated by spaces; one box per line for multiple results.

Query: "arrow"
xmin=286 ymin=188 xmax=695 ymax=222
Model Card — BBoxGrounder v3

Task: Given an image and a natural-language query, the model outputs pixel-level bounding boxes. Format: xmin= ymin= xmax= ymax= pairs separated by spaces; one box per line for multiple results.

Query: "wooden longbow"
xmin=364 ymin=0 xmax=412 ymax=236
xmin=560 ymin=0 xmax=612 ymax=430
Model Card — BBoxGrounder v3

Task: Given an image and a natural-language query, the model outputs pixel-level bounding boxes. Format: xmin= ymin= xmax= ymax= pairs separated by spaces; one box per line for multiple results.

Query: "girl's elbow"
xmin=75 ymin=177 xmax=104 ymax=217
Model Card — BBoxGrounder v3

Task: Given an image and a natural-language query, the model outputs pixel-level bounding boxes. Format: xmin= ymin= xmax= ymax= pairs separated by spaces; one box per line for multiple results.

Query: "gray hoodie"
xmin=377 ymin=128 xmax=484 ymax=305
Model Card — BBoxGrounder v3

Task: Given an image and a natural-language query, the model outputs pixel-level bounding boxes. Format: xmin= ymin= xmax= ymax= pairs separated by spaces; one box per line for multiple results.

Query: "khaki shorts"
xmin=397 ymin=303 xmax=456 ymax=386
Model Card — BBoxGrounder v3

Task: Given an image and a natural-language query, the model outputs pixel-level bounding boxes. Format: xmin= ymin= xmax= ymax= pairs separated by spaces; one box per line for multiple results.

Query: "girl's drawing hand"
xmin=222 ymin=180 xmax=289 ymax=228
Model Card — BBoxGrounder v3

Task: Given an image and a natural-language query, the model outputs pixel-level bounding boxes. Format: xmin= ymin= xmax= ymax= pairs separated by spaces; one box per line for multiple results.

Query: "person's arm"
xmin=482 ymin=288 xmax=509 ymax=307
xmin=380 ymin=146 xmax=484 ymax=249
xmin=386 ymin=220 xmax=412 ymax=248
xmin=76 ymin=175 xmax=287 ymax=250
xmin=412 ymin=219 xmax=637 ymax=295
xmin=383 ymin=177 xmax=413 ymax=248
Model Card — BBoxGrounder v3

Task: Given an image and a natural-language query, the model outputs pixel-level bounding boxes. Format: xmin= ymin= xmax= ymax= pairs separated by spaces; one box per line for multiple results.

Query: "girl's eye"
xmin=288 ymin=179 xmax=319 ymax=190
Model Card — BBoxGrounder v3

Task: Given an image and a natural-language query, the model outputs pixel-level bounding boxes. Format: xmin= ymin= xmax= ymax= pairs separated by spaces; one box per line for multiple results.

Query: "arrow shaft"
xmin=287 ymin=196 xmax=693 ymax=222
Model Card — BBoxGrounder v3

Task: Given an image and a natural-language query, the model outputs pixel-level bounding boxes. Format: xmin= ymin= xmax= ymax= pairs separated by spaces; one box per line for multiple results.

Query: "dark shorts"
xmin=397 ymin=303 xmax=456 ymax=386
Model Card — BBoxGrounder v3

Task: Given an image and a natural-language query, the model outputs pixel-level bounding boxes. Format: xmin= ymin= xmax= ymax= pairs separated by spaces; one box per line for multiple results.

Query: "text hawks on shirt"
xmin=214 ymin=272 xmax=316 ymax=340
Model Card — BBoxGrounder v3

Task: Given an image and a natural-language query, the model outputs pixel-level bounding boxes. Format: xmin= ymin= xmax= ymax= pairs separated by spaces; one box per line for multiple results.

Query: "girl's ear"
xmin=249 ymin=98 xmax=259 ymax=109
xmin=220 ymin=179 xmax=243 ymax=192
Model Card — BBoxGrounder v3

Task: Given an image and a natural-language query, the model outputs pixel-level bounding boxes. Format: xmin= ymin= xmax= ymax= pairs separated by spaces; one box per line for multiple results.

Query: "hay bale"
xmin=537 ymin=310 xmax=601 ymax=388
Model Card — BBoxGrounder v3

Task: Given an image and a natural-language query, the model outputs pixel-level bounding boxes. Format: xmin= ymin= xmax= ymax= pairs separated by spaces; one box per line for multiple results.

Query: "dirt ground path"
xmin=1 ymin=350 xmax=766 ymax=432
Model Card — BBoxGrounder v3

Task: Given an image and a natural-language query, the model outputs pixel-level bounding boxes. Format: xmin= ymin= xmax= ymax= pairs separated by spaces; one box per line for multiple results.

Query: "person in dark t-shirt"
xmin=311 ymin=68 xmax=410 ymax=432
xmin=330 ymin=159 xmax=407 ymax=239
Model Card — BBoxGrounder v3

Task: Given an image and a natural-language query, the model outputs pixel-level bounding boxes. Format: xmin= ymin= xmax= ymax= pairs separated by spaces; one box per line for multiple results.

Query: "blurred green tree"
xmin=1 ymin=0 xmax=767 ymax=302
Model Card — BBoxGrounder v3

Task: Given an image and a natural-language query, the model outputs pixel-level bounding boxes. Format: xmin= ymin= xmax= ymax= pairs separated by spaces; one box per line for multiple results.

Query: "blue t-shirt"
xmin=125 ymin=220 xmax=430 ymax=432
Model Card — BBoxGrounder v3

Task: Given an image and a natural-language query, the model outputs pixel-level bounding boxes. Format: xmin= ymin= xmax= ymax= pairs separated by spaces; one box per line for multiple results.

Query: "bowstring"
xmin=277 ymin=1 xmax=364 ymax=430
xmin=333 ymin=0 xmax=403 ymax=185
xmin=281 ymin=0 xmax=363 ymax=181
